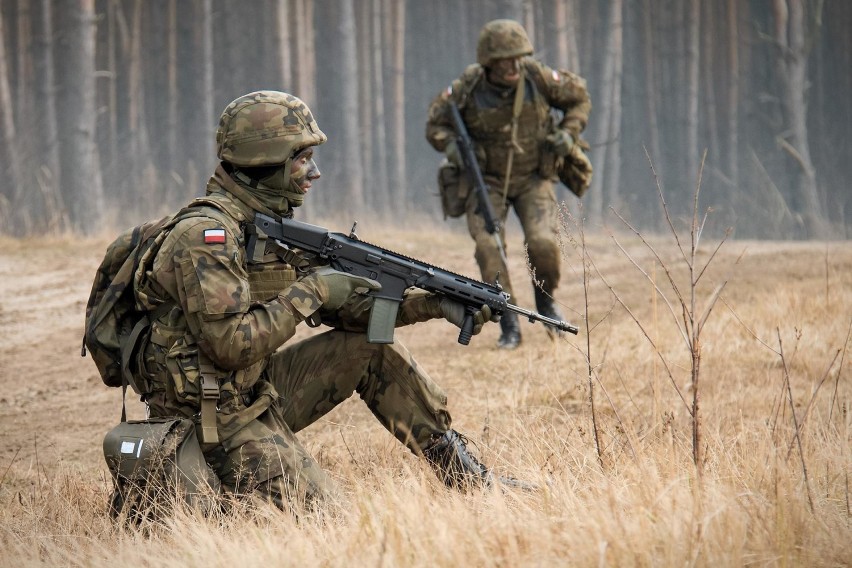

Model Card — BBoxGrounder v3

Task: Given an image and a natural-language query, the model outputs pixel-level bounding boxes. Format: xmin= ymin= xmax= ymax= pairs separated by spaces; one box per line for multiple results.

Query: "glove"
xmin=338 ymin=289 xmax=375 ymax=322
xmin=546 ymin=129 xmax=575 ymax=158
xmin=439 ymin=299 xmax=497 ymax=336
xmin=287 ymin=266 xmax=381 ymax=316
xmin=445 ymin=139 xmax=461 ymax=167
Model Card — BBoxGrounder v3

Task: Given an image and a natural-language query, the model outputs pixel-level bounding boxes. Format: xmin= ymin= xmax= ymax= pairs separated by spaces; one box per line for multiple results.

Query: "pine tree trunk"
xmin=276 ymin=0 xmax=292 ymax=89
xmin=0 ymin=5 xmax=24 ymax=230
xmin=166 ymin=0 xmax=178 ymax=174
xmin=587 ymin=2 xmax=620 ymax=225
xmin=685 ymin=0 xmax=700 ymax=193
xmin=701 ymin=1 xmax=719 ymax=165
xmin=15 ymin=0 xmax=35 ymax=177
xmin=55 ymin=0 xmax=103 ymax=232
xmin=771 ymin=0 xmax=826 ymax=237
xmin=387 ymin=0 xmax=406 ymax=213
xmin=189 ymin=0 xmax=214 ymax=193
xmin=370 ymin=0 xmax=389 ymax=212
xmin=553 ymin=0 xmax=579 ymax=71
xmin=315 ymin=0 xmax=363 ymax=211
xmin=642 ymin=0 xmax=665 ymax=229
xmin=607 ymin=0 xmax=623 ymax=209
xmin=33 ymin=0 xmax=62 ymax=230
xmin=726 ymin=0 xmax=739 ymax=190
xmin=11 ymin=0 xmax=37 ymax=230
xmin=104 ymin=0 xmax=117 ymax=188
xmin=293 ymin=0 xmax=316 ymax=106
xmin=356 ymin=0 xmax=374 ymax=208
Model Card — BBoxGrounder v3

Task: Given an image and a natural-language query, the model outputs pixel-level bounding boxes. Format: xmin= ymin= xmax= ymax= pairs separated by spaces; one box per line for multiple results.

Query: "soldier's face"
xmin=290 ymin=147 xmax=321 ymax=193
xmin=488 ymin=57 xmax=522 ymax=87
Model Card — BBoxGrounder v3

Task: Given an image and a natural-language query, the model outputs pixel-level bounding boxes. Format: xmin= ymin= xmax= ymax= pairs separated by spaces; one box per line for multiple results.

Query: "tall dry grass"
xmin=1 ymin=191 xmax=850 ymax=566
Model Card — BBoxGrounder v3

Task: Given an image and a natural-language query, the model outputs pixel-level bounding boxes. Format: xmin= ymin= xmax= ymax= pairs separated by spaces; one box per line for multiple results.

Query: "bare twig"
xmin=694 ymin=227 xmax=732 ymax=285
xmin=720 ymin=296 xmax=779 ymax=355
xmin=587 ymin=252 xmax=692 ymax=414
xmin=571 ymin=206 xmax=603 ymax=467
xmin=644 ymin=147 xmax=687 ymax=263
xmin=609 ymin=227 xmax=690 ymax=350
xmin=785 ymin=349 xmax=841 ymax=460
xmin=591 ymin=367 xmax=638 ymax=462
xmin=583 ymin=248 xmax=604 ymax=468
xmin=0 ymin=447 xmax=21 ymax=491
xmin=828 ymin=318 xmax=852 ymax=424
xmin=691 ymin=151 xmax=707 ymax=253
xmin=777 ymin=328 xmax=815 ymax=513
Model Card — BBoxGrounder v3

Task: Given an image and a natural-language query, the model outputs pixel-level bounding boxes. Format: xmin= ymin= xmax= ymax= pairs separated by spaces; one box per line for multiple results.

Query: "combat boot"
xmin=423 ymin=430 xmax=537 ymax=491
xmin=497 ymin=311 xmax=521 ymax=349
xmin=534 ymin=288 xmax=564 ymax=338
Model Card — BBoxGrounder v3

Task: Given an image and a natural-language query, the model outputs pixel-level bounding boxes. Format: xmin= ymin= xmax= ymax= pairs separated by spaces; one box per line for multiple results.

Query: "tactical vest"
xmin=456 ymin=67 xmax=552 ymax=181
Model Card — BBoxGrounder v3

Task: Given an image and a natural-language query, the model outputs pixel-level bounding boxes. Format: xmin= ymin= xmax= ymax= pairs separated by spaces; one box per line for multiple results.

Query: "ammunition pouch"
xmin=437 ymin=159 xmax=470 ymax=218
xmin=103 ymin=417 xmax=221 ymax=522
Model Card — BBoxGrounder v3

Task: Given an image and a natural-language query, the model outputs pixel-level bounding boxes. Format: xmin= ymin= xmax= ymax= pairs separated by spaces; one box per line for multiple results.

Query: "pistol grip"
xmin=367 ymin=297 xmax=399 ymax=344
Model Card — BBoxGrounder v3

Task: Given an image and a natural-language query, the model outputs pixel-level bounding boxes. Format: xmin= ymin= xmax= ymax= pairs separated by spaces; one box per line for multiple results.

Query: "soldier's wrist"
xmin=278 ymin=279 xmax=326 ymax=319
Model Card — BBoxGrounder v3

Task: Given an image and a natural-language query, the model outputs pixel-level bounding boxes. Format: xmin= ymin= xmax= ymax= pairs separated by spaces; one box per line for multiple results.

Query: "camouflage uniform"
xmin=132 ymin=91 xmax=501 ymax=509
xmin=426 ymin=19 xmax=591 ymax=348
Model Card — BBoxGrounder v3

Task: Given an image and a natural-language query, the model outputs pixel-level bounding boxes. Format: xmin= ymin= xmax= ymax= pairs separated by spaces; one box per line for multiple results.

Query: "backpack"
xmin=82 ymin=215 xmax=175 ymax=393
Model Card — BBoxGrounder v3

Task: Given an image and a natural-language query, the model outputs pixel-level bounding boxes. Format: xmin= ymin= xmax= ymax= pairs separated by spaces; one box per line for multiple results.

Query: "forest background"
xmin=0 ymin=0 xmax=849 ymax=240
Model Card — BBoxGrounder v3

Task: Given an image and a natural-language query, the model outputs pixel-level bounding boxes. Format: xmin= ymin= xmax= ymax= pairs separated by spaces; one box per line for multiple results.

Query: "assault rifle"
xmin=448 ymin=101 xmax=507 ymax=262
xmin=252 ymin=213 xmax=579 ymax=345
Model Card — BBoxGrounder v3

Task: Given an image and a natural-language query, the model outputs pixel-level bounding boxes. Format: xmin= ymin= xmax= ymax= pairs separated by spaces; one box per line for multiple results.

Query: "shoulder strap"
xmin=454 ymin=65 xmax=484 ymax=111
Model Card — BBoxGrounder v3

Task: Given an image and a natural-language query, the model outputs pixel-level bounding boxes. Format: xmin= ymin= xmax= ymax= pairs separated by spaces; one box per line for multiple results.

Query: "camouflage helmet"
xmin=476 ymin=19 xmax=534 ymax=67
xmin=216 ymin=91 xmax=327 ymax=167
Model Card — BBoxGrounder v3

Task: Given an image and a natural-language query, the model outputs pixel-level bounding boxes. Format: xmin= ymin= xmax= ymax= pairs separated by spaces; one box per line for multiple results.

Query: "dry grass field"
xmin=1 ymin=209 xmax=850 ymax=567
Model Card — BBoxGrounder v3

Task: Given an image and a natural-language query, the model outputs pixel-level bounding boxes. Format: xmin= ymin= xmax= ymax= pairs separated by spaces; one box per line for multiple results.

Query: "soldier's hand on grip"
xmin=303 ymin=266 xmax=382 ymax=313
xmin=439 ymin=299 xmax=495 ymax=336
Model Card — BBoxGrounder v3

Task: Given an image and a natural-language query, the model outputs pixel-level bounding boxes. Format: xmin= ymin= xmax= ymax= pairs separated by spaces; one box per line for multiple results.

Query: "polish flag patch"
xmin=203 ymin=228 xmax=226 ymax=244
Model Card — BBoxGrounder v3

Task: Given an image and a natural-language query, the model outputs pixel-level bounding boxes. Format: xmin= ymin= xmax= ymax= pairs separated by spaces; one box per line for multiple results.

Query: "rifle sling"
xmin=501 ymin=66 xmax=526 ymax=203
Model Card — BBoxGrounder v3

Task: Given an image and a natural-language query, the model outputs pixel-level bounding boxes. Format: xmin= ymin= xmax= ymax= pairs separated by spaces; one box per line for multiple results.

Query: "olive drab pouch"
xmin=557 ymin=141 xmax=593 ymax=198
xmin=437 ymin=159 xmax=470 ymax=218
xmin=103 ymin=417 xmax=221 ymax=523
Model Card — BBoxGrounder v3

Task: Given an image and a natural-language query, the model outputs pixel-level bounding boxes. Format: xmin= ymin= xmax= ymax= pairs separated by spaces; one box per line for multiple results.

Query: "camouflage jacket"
xmin=426 ymin=58 xmax=591 ymax=182
xmin=135 ymin=165 xmax=446 ymax=439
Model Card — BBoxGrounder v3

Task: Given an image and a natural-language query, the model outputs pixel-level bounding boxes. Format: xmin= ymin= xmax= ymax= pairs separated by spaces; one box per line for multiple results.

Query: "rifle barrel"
xmin=505 ymin=303 xmax=580 ymax=335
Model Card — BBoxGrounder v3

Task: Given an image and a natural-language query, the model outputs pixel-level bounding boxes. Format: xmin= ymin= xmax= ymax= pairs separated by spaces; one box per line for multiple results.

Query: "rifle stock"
xmin=253 ymin=213 xmax=579 ymax=345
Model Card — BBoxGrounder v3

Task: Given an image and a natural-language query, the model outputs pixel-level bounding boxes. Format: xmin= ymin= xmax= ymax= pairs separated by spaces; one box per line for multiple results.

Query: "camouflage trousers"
xmin=466 ymin=175 xmax=561 ymax=299
xmin=203 ymin=329 xmax=451 ymax=509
